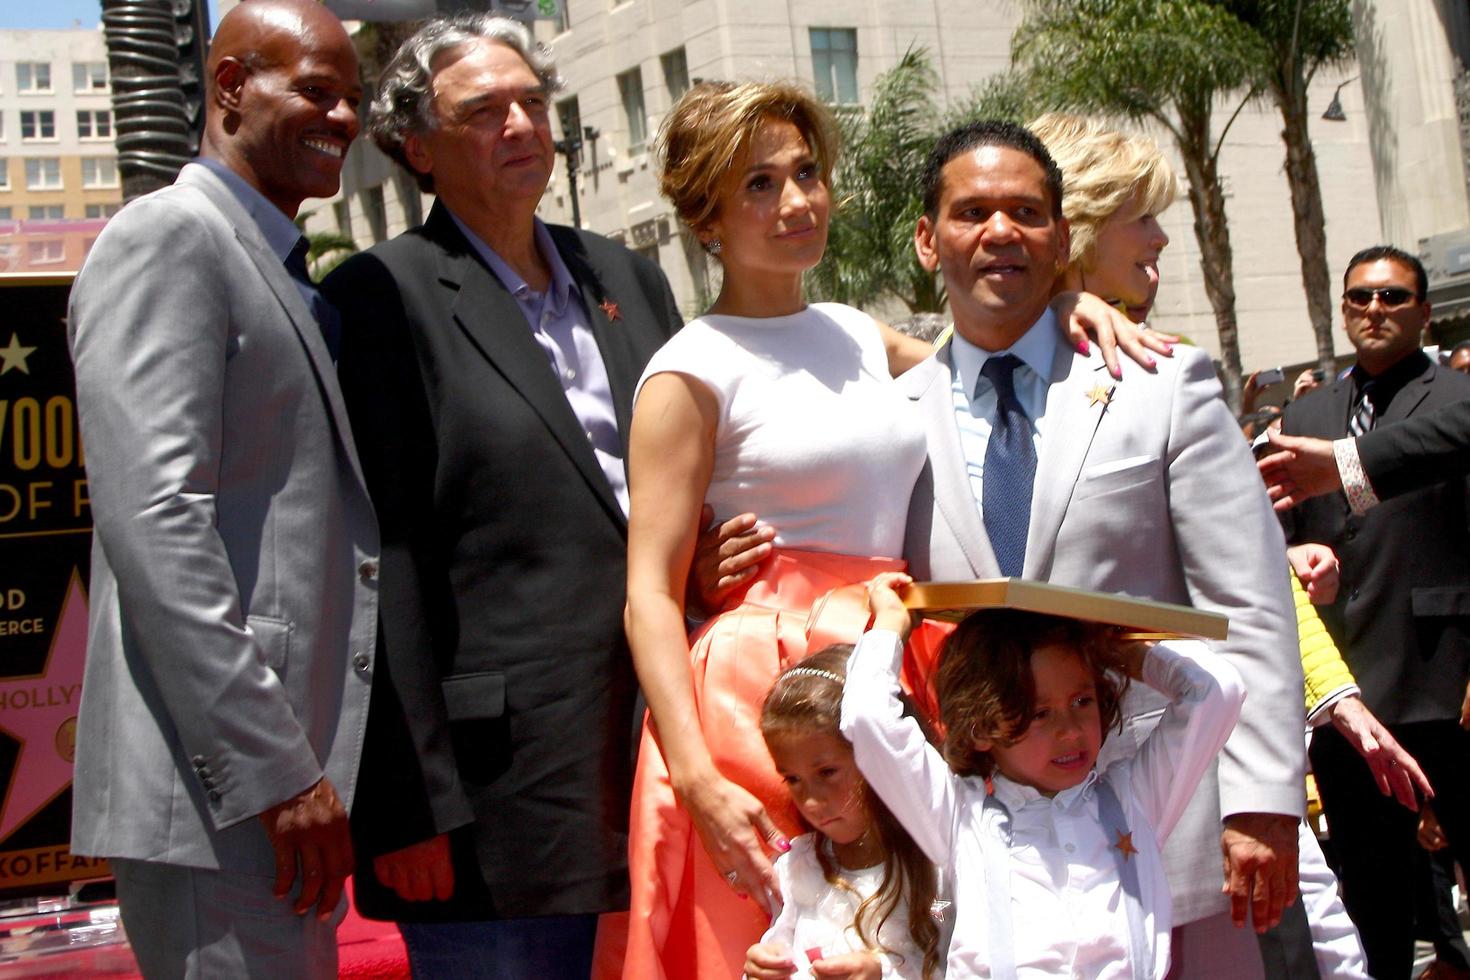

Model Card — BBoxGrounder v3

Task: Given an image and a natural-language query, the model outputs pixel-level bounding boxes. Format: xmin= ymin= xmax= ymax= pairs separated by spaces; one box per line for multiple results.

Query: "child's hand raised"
xmin=743 ymin=942 xmax=796 ymax=979
xmin=865 ymin=572 xmax=915 ymax=640
xmin=811 ymin=950 xmax=883 ymax=979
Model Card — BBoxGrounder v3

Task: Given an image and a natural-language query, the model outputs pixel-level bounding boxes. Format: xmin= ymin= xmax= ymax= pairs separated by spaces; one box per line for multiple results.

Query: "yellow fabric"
xmin=1295 ymin=570 xmax=1356 ymax=717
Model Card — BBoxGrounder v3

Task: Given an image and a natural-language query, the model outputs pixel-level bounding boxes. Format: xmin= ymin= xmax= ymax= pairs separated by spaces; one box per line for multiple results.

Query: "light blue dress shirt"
xmin=450 ymin=213 xmax=628 ymax=515
xmin=948 ymin=309 xmax=1059 ymax=514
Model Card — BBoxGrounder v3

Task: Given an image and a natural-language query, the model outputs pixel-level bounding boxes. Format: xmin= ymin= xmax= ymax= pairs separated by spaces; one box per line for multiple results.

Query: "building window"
xmin=0 ymin=209 xmax=11 ymax=221
xmin=20 ymin=111 xmax=56 ymax=141
xmin=28 ymin=205 xmax=64 ymax=220
xmin=77 ymin=110 xmax=112 ymax=140
xmin=73 ymin=62 xmax=109 ymax=92
xmin=82 ymin=157 xmax=119 ymax=188
xmin=17 ymin=63 xmax=52 ymax=93
xmin=27 ymin=240 xmax=64 ymax=265
xmin=810 ymin=28 xmax=858 ymax=104
xmin=0 ymin=164 xmax=8 ymax=190
xmin=24 ymin=158 xmax=62 ymax=190
xmin=617 ymin=68 xmax=647 ymax=155
xmin=85 ymin=203 xmax=121 ymax=219
xmin=661 ymin=48 xmax=690 ymax=102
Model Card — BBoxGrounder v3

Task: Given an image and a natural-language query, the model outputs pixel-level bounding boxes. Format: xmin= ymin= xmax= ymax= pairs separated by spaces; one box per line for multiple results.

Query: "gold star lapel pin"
xmin=1086 ymin=383 xmax=1114 ymax=408
xmin=1113 ymin=829 xmax=1138 ymax=861
xmin=599 ymin=299 xmax=621 ymax=321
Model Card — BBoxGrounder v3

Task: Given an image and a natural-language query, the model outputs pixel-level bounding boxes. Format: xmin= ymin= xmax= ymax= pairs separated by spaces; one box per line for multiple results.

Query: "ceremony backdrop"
xmin=0 ymin=273 xmax=105 ymax=897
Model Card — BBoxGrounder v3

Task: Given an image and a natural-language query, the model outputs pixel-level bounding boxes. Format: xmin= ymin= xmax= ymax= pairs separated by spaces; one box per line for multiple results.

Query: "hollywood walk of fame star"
xmin=599 ymin=299 xmax=621 ymax=321
xmin=0 ymin=333 xmax=36 ymax=375
xmin=1087 ymin=384 xmax=1114 ymax=409
xmin=0 ymin=572 xmax=88 ymax=843
xmin=1113 ymin=829 xmax=1138 ymax=861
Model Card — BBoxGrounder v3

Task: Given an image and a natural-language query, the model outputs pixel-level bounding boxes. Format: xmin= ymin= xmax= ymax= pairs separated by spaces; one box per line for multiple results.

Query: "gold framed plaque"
xmin=902 ymin=578 xmax=1229 ymax=641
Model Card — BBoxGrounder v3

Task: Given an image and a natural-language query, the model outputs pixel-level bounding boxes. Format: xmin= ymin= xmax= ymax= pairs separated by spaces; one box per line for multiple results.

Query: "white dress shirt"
xmin=841 ymin=632 xmax=1245 ymax=978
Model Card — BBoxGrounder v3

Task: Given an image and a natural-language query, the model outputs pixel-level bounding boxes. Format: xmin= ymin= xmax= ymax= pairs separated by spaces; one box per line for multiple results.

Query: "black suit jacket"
xmin=1358 ymin=397 xmax=1470 ymax=501
xmin=323 ymin=203 xmax=681 ymax=921
xmin=1282 ymin=353 xmax=1470 ymax=725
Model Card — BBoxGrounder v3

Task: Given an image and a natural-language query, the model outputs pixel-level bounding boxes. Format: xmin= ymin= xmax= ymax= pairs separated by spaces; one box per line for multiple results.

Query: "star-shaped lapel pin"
xmin=599 ymin=299 xmax=621 ymax=322
xmin=1086 ymin=383 xmax=1115 ymax=408
xmin=0 ymin=333 xmax=37 ymax=375
xmin=1113 ymin=829 xmax=1138 ymax=861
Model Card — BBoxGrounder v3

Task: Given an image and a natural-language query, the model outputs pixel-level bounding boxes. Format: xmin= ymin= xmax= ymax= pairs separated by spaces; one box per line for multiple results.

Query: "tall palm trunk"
xmin=1274 ymin=71 xmax=1337 ymax=373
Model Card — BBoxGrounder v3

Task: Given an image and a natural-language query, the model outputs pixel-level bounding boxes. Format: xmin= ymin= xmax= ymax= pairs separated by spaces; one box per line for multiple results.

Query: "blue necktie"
xmin=1349 ymin=379 xmax=1376 ymax=437
xmin=981 ymin=354 xmax=1036 ymax=577
xmin=286 ymin=237 xmax=343 ymax=361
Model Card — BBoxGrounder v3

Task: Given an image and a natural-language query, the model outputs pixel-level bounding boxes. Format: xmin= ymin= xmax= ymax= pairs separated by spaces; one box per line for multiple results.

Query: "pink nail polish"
xmin=1146 ymin=357 xmax=1157 ymax=369
xmin=1164 ymin=344 xmax=1174 ymax=354
xmin=777 ymin=837 xmax=791 ymax=852
xmin=1077 ymin=338 xmax=1090 ymax=356
xmin=1111 ymin=366 xmax=1123 ymax=380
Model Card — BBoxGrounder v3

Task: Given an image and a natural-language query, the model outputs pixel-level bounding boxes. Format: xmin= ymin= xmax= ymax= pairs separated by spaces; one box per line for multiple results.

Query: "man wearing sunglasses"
xmin=1278 ymin=245 xmax=1470 ymax=980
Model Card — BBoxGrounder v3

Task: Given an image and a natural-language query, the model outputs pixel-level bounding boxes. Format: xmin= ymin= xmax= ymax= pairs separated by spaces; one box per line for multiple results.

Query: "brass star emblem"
xmin=599 ymin=299 xmax=621 ymax=321
xmin=0 ymin=333 xmax=37 ymax=375
xmin=1113 ymin=830 xmax=1138 ymax=860
xmin=1086 ymin=384 xmax=1114 ymax=408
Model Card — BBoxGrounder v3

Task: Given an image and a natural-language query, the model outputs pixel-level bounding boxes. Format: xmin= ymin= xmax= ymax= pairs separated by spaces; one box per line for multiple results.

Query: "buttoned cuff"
xmin=1334 ymin=437 xmax=1380 ymax=515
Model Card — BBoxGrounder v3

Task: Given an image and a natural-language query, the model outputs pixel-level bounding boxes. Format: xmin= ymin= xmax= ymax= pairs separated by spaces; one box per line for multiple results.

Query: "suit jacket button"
xmin=192 ymin=755 xmax=206 ymax=769
xmin=201 ymin=777 xmax=215 ymax=790
xmin=207 ymin=790 xmax=221 ymax=803
xmin=352 ymin=652 xmax=371 ymax=672
xmin=358 ymin=559 xmax=379 ymax=582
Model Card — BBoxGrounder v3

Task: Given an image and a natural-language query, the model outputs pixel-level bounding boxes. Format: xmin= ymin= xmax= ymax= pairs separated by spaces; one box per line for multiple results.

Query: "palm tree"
xmin=1012 ymin=0 xmax=1265 ymax=409
xmin=1224 ymin=0 xmax=1355 ymax=374
xmin=810 ymin=47 xmax=945 ymax=314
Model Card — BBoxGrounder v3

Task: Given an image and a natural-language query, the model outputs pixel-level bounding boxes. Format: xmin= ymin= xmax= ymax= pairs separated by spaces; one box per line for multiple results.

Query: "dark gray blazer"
xmin=325 ymin=203 xmax=681 ymax=921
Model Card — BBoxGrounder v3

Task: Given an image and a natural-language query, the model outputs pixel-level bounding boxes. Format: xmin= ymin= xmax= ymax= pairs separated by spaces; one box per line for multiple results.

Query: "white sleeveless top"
xmin=636 ymin=303 xmax=926 ymax=558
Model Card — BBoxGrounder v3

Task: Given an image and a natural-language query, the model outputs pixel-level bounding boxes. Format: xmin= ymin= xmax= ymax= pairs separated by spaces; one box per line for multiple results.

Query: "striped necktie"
xmin=1349 ymin=380 xmax=1376 ymax=437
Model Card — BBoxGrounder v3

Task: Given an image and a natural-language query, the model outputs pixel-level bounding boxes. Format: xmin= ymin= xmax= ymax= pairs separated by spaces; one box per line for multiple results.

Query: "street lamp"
xmin=1322 ymin=76 xmax=1358 ymax=122
xmin=554 ymin=126 xmax=599 ymax=229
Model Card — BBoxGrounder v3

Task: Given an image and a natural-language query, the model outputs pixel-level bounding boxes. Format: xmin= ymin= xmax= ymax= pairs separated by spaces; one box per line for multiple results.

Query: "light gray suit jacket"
xmin=68 ymin=162 xmax=380 ymax=874
xmin=903 ymin=333 xmax=1304 ymax=924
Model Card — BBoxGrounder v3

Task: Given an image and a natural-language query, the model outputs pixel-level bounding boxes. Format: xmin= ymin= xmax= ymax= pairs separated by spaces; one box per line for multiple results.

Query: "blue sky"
xmin=5 ymin=0 xmax=220 ymax=31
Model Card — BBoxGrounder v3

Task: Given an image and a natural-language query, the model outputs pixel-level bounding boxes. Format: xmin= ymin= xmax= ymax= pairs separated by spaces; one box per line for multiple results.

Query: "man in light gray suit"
xmin=903 ymin=121 xmax=1305 ymax=976
xmin=67 ymin=1 xmax=378 ymax=974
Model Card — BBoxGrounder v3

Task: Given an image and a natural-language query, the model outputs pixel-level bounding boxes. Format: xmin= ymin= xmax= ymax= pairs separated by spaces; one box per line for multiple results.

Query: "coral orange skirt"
xmin=599 ymin=549 xmax=944 ymax=980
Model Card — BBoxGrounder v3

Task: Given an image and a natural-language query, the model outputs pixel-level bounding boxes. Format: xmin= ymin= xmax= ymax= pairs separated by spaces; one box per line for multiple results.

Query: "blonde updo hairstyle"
xmin=1029 ymin=113 xmax=1178 ymax=275
xmin=657 ymin=80 xmax=839 ymax=249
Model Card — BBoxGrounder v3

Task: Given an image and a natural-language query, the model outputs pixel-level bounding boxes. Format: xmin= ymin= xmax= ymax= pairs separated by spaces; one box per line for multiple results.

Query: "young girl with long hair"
xmin=746 ymin=647 xmax=943 ymax=980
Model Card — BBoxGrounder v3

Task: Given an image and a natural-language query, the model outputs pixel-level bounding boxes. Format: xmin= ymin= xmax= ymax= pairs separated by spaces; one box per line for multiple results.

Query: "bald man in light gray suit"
xmin=902 ymin=121 xmax=1304 ymax=977
xmin=67 ymin=2 xmax=378 ymax=974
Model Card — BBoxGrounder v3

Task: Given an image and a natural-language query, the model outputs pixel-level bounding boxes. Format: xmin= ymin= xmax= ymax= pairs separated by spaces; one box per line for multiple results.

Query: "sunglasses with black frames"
xmin=1343 ymin=286 xmax=1419 ymax=310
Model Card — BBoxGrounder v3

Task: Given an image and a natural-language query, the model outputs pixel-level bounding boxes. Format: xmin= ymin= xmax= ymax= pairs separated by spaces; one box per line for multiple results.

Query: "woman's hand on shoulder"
xmin=1051 ymin=291 xmax=1177 ymax=380
xmin=678 ymin=768 xmax=791 ymax=915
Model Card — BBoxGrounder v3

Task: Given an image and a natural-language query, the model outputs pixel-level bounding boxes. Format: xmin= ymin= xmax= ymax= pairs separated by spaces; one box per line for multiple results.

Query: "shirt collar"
xmin=449 ymin=211 xmax=578 ymax=314
xmin=1352 ymin=349 xmax=1429 ymax=399
xmin=991 ymin=767 xmax=1098 ymax=815
xmin=194 ymin=158 xmax=303 ymax=264
xmin=949 ymin=308 xmax=1059 ymax=400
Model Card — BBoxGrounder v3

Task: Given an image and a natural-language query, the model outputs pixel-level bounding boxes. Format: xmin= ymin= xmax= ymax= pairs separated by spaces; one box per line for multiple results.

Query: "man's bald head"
xmin=203 ymin=0 xmax=362 ymax=217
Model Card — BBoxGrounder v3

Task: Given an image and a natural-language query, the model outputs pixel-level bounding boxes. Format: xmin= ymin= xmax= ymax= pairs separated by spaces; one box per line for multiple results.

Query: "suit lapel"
xmin=1024 ymin=341 xmax=1113 ymax=579
xmin=550 ymin=226 xmax=640 ymax=454
xmin=179 ymin=164 xmax=370 ymax=491
xmin=904 ymin=342 xmax=1000 ymax=577
xmin=1379 ymin=359 xmax=1435 ymax=424
xmin=428 ymin=207 xmax=626 ymax=525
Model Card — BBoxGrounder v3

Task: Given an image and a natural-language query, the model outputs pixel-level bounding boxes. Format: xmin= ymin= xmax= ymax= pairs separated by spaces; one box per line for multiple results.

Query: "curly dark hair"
xmin=935 ymin=610 xmax=1130 ymax=778
xmin=761 ymin=647 xmax=942 ymax=980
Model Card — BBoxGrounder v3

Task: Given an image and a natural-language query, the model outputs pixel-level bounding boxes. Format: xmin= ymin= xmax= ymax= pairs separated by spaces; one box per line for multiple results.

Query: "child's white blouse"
xmin=841 ymin=632 xmax=1244 ymax=979
xmin=761 ymin=833 xmax=930 ymax=979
